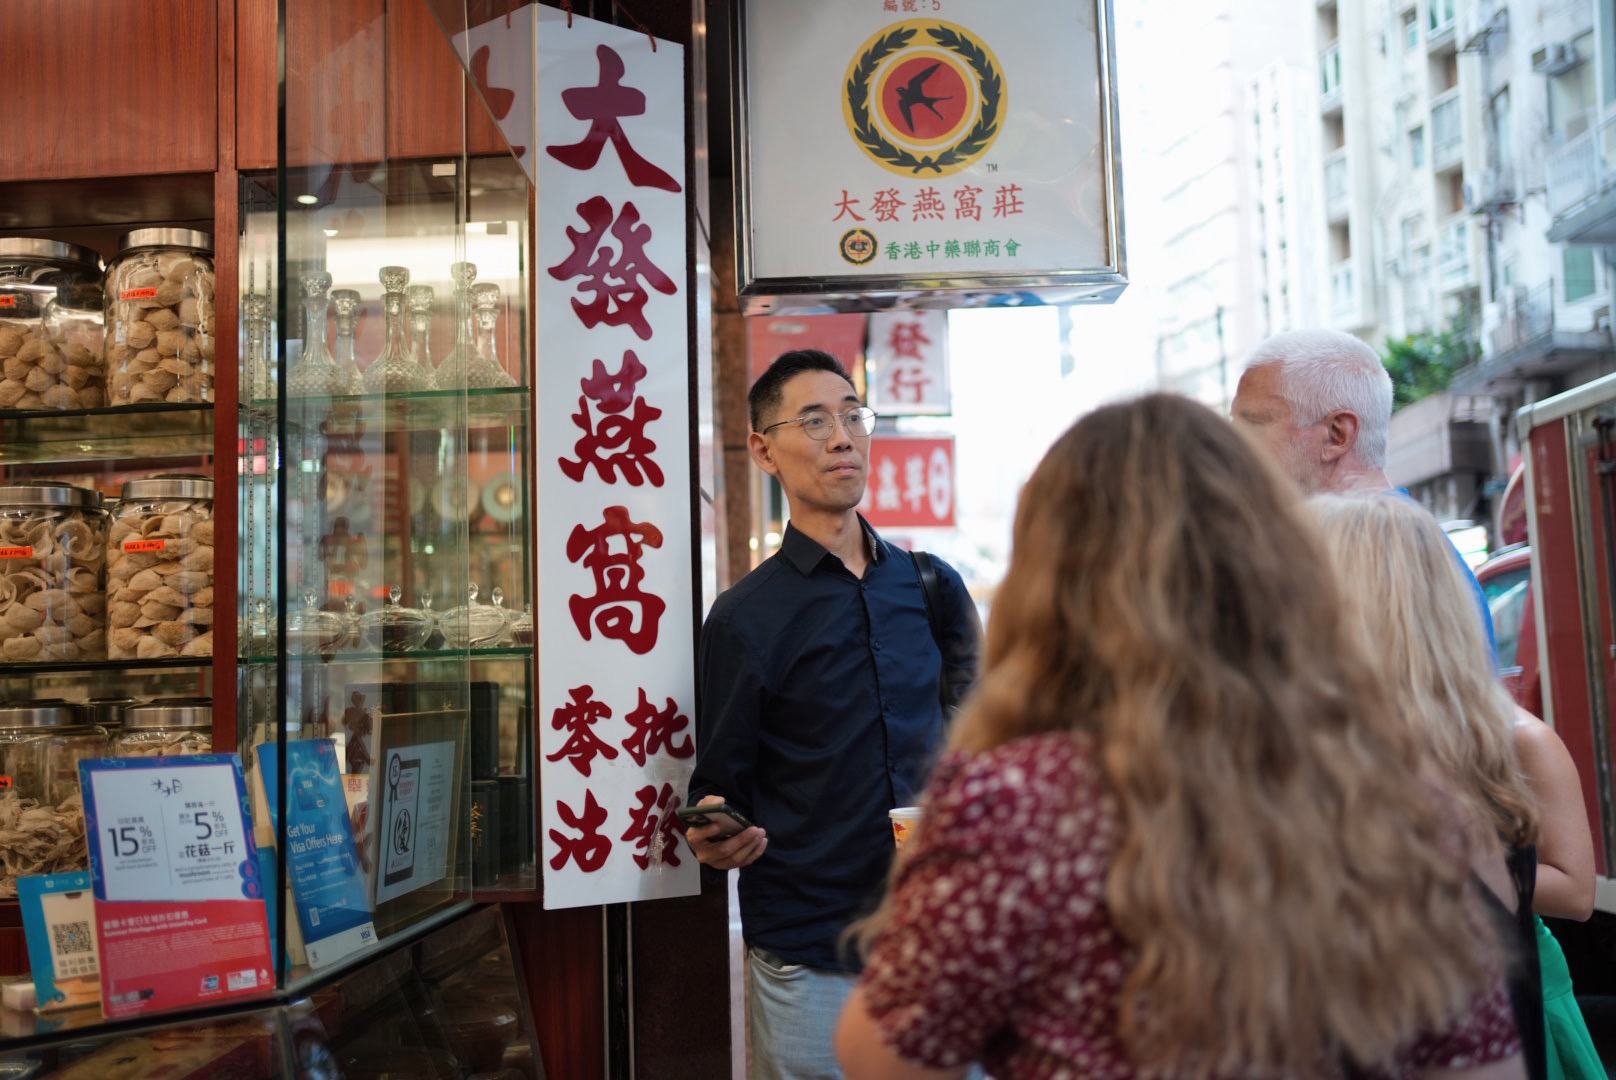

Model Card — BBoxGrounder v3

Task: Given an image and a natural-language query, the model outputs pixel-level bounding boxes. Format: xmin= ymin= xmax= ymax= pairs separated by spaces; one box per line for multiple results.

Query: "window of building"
xmin=1488 ymin=87 xmax=1512 ymax=168
xmin=1403 ymin=10 xmax=1418 ymax=50
xmin=1564 ymin=247 xmax=1598 ymax=301
xmin=1549 ymin=32 xmax=1597 ymax=139
xmin=1409 ymin=125 xmax=1426 ymax=167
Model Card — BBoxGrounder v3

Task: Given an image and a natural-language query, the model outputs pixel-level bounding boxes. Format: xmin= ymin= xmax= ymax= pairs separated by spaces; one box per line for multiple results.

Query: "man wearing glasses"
xmin=685 ymin=348 xmax=980 ymax=1079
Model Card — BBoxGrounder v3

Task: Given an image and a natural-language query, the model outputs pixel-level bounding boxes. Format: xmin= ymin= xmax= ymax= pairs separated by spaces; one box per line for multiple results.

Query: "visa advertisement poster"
xmin=255 ymin=739 xmax=376 ymax=968
xmin=79 ymin=755 xmax=272 ymax=1019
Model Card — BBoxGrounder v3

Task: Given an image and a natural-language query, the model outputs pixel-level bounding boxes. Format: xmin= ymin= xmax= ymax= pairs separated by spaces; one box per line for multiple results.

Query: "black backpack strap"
xmin=913 ymin=549 xmax=944 ymax=642
xmin=913 ymin=550 xmax=974 ymax=717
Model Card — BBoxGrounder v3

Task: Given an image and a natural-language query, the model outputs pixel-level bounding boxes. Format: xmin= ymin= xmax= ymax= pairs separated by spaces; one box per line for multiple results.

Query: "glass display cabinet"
xmin=236 ymin=0 xmax=538 ymax=993
xmin=0 ymin=0 xmax=543 ymax=1066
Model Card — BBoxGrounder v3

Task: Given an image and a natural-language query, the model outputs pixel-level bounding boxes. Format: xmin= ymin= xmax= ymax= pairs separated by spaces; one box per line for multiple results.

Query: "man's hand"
xmin=683 ymin=793 xmax=768 ymax=870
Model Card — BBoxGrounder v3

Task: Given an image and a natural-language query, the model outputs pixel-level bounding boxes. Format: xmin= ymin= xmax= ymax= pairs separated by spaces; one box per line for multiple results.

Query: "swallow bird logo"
xmin=844 ymin=20 xmax=1006 ymax=178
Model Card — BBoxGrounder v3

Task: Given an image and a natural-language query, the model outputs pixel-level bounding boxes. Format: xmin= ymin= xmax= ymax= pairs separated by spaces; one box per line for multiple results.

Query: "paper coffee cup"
xmin=888 ymin=806 xmax=921 ymax=848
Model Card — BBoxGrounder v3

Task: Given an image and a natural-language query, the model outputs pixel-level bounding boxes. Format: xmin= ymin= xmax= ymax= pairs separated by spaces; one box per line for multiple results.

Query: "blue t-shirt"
xmin=1392 ymin=489 xmax=1497 ymax=662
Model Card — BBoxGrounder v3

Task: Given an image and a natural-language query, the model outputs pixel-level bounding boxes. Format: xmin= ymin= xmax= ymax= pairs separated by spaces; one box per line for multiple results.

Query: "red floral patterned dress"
xmin=860 ymin=732 xmax=1520 ymax=1079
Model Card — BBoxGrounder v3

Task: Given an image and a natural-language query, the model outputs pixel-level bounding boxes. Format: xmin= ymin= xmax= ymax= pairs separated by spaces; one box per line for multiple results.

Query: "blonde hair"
xmin=858 ymin=395 xmax=1493 ymax=1078
xmin=1311 ymin=494 xmax=1539 ymax=849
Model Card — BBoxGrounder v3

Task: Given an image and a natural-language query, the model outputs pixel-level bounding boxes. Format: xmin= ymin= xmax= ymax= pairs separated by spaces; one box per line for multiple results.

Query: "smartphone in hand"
xmin=676 ymin=803 xmax=755 ymax=840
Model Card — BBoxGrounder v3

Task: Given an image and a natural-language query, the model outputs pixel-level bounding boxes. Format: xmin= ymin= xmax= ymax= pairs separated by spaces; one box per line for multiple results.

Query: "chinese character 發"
xmin=545 ymin=45 xmax=681 ymax=192
xmin=566 ymin=506 xmax=667 ymax=655
xmin=545 ymin=684 xmax=620 ymax=778
xmin=549 ymin=790 xmax=612 ymax=872
xmin=621 ymin=782 xmax=684 ymax=870
xmin=548 ymin=196 xmax=677 ymax=341
xmin=872 ymin=189 xmax=906 ymax=223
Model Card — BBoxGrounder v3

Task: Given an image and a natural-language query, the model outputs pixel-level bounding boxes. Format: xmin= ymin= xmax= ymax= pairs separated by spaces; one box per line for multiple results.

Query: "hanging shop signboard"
xmin=733 ymin=0 xmax=1126 ymax=313
xmin=859 ymin=434 xmax=957 ymax=529
xmin=867 ymin=310 xmax=950 ymax=415
xmin=746 ymin=313 xmax=870 ymax=385
xmin=535 ymin=6 xmax=699 ymax=910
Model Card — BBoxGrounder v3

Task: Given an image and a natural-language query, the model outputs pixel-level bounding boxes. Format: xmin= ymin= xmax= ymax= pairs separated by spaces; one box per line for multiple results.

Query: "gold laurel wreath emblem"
xmin=844 ymin=21 xmax=1005 ymax=178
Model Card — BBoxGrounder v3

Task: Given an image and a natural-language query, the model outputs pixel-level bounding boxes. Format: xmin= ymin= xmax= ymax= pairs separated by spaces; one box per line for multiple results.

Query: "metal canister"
xmin=114 ymin=698 xmax=212 ymax=757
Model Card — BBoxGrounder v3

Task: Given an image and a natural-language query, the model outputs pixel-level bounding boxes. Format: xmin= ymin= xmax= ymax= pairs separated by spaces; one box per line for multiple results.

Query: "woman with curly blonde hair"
xmin=1313 ymin=493 xmax=1598 ymax=1080
xmin=835 ymin=394 xmax=1523 ymax=1080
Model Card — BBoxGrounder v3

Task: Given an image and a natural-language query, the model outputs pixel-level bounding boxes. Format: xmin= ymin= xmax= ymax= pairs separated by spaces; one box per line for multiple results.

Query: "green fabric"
xmin=1538 ymin=917 xmax=1606 ymax=1080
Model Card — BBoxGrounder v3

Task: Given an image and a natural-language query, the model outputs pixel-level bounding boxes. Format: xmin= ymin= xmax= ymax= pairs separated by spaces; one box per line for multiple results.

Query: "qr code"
xmin=52 ymin=920 xmax=92 ymax=957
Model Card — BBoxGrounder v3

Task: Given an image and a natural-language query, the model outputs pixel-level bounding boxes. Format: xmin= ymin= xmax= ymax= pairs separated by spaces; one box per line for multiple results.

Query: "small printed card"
xmin=17 ymin=872 xmax=99 ymax=1011
xmin=80 ymin=754 xmax=273 ymax=1019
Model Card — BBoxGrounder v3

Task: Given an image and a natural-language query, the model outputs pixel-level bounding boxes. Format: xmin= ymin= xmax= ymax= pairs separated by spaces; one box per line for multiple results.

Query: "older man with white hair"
xmin=1232 ymin=328 xmax=1495 ymax=654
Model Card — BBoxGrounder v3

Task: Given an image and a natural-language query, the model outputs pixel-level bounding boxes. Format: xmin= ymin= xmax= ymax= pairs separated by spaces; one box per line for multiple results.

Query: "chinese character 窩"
xmin=548 ymin=196 xmax=677 ymax=341
xmin=545 ymin=45 xmax=681 ymax=192
xmin=954 ymin=185 xmax=983 ymax=221
xmin=566 ymin=506 xmax=667 ymax=655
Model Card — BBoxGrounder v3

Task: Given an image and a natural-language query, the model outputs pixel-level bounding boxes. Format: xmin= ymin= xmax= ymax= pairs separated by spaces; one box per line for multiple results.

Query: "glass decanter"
xmin=468 ymin=282 xmax=517 ymax=388
xmin=244 ymin=264 xmax=275 ymax=401
xmin=363 ymin=266 xmax=430 ymax=393
xmin=287 ymin=271 xmax=342 ymax=397
xmin=434 ymin=261 xmax=479 ymax=390
xmin=330 ymin=287 xmax=364 ymax=395
xmin=406 ymin=284 xmax=438 ymax=391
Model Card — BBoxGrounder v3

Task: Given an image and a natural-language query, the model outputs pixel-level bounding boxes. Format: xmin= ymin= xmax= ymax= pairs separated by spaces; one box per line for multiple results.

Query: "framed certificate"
xmin=732 ymin=0 xmax=1126 ymax=313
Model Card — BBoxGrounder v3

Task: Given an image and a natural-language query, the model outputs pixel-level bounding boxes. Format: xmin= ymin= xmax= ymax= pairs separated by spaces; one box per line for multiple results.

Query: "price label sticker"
xmin=122 ymin=539 xmax=166 ymax=553
xmin=0 ymin=295 xmax=16 ymax=308
xmin=119 ymin=287 xmax=160 ymax=301
xmin=81 ymin=758 xmax=257 ymax=903
xmin=0 ymin=546 xmax=32 ymax=559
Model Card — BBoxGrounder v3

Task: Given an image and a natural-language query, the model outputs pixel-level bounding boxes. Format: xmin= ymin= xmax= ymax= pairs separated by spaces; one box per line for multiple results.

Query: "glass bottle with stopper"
xmin=359 ymin=584 xmax=434 ymax=651
xmin=406 ymin=284 xmax=438 ymax=391
xmin=363 ymin=266 xmax=430 ymax=393
xmin=468 ymin=282 xmax=517 ymax=388
xmin=330 ymin=287 xmax=364 ymax=394
xmin=434 ymin=261 xmax=480 ymax=390
xmin=287 ymin=270 xmax=342 ymax=397
xmin=244 ymin=265 xmax=275 ymax=401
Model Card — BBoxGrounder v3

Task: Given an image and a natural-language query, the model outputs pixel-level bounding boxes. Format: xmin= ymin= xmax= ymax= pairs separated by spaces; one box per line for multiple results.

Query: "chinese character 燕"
xmin=559 ymin=350 xmax=665 ymax=487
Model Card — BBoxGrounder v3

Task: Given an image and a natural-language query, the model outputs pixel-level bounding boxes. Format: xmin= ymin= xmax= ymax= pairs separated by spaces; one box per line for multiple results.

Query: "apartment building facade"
xmin=1316 ymin=0 xmax=1616 ymax=523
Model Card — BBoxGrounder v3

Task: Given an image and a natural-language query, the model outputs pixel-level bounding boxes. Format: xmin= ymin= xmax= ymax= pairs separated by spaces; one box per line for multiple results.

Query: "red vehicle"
xmin=1476 ymin=542 xmax=1541 ymax=718
xmin=1513 ymin=374 xmax=1616 ymax=990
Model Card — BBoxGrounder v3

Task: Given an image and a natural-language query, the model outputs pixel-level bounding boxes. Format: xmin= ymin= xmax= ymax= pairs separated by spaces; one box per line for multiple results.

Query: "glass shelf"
xmin=0 ymin=655 xmax=213 ymax=677
xmin=241 ymin=645 xmax=534 ymax=666
xmin=244 ymin=386 xmax=530 ymax=434
xmin=0 ymin=402 xmax=213 ymax=465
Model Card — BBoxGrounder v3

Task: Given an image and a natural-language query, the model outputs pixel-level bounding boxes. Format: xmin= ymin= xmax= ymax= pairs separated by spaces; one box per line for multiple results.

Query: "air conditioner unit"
xmin=1532 ymin=41 xmax=1577 ymax=75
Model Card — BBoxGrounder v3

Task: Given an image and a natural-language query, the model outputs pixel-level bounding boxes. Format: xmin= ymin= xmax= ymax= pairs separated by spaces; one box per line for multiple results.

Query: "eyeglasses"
xmin=760 ymin=407 xmax=877 ymax=440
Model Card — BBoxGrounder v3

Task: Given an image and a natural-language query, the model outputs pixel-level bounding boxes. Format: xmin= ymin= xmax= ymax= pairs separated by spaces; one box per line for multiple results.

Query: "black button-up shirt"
xmin=691 ymin=519 xmax=978 ymax=971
